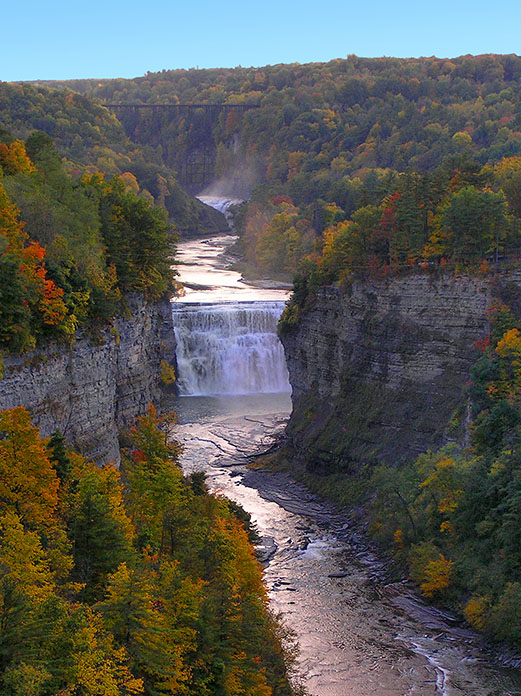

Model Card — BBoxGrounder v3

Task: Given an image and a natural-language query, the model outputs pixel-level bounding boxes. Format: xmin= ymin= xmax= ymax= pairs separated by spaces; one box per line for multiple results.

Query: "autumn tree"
xmin=0 ymin=407 xmax=59 ymax=532
xmin=67 ymin=459 xmax=134 ymax=601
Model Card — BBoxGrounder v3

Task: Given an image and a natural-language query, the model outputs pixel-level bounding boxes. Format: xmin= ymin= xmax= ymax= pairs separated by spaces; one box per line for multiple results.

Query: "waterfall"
xmin=172 ymin=301 xmax=291 ymax=396
xmin=197 ymin=195 xmax=242 ymax=227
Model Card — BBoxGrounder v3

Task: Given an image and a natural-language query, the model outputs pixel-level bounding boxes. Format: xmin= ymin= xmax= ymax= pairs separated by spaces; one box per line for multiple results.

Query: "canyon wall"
xmin=0 ymin=295 xmax=176 ymax=466
xmin=281 ymin=272 xmax=521 ymax=472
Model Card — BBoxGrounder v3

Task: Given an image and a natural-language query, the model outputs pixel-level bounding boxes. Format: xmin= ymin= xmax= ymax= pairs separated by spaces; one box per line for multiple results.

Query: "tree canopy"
xmin=0 ymin=406 xmax=295 ymax=696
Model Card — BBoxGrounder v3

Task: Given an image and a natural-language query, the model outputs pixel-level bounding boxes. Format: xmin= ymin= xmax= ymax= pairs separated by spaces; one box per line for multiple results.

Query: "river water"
xmin=171 ymin=221 xmax=521 ymax=695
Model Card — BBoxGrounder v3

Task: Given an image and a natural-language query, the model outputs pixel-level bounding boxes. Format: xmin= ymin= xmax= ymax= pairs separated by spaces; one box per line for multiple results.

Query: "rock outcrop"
xmin=280 ymin=273 xmax=521 ymax=472
xmin=0 ymin=295 xmax=176 ymax=466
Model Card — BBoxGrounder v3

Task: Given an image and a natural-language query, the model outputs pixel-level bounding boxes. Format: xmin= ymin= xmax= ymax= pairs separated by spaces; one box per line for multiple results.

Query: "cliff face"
xmin=280 ymin=273 xmax=521 ymax=472
xmin=0 ymin=295 xmax=176 ymax=466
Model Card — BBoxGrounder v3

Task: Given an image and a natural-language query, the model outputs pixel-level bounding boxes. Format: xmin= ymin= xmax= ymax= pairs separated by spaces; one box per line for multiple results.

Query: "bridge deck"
xmin=103 ymin=103 xmax=259 ymax=110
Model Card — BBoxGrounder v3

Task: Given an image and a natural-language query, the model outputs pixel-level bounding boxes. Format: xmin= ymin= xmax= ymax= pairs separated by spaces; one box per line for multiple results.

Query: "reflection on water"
xmin=175 ymin=235 xmax=289 ymax=303
xmin=174 ymin=397 xmax=521 ymax=696
xmin=175 ymin=392 xmax=292 ymax=425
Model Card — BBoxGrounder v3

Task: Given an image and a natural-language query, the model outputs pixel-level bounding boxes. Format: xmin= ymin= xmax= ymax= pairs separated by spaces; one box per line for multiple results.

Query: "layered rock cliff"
xmin=0 ymin=295 xmax=176 ymax=466
xmin=280 ymin=273 xmax=521 ymax=472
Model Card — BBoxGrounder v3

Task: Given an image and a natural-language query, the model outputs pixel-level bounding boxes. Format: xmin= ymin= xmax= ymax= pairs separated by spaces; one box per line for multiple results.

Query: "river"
xmin=171 ymin=213 xmax=521 ymax=695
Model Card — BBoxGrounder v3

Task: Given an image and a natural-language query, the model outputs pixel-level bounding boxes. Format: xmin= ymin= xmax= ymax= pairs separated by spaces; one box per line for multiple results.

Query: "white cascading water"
xmin=197 ymin=195 xmax=242 ymax=226
xmin=173 ymin=301 xmax=291 ymax=396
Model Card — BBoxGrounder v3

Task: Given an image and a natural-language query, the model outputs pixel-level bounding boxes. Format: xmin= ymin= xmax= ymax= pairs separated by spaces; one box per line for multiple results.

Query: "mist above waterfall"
xmin=173 ymin=301 xmax=291 ymax=396
xmin=199 ymin=153 xmax=260 ymax=202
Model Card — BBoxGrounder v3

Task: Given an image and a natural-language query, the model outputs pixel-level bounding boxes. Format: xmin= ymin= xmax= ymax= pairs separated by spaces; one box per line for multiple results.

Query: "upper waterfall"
xmin=197 ymin=195 xmax=242 ymax=227
xmin=173 ymin=301 xmax=290 ymax=396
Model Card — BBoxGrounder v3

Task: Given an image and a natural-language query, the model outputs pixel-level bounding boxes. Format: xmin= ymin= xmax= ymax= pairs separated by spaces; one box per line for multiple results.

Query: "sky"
xmin=2 ymin=0 xmax=520 ymax=82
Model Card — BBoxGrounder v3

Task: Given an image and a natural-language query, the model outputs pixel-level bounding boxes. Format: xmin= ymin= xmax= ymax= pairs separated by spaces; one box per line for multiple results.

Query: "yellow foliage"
xmin=70 ymin=607 xmax=144 ymax=695
xmin=464 ymin=596 xmax=489 ymax=631
xmin=0 ymin=510 xmax=55 ymax=602
xmin=496 ymin=327 xmax=521 ymax=358
xmin=420 ymin=554 xmax=453 ymax=598
xmin=0 ymin=141 xmax=36 ymax=176
xmin=160 ymin=360 xmax=176 ymax=386
xmin=0 ymin=407 xmax=59 ymax=531
xmin=438 ymin=490 xmax=463 ymax=514
xmin=0 ymin=181 xmax=26 ymax=247
xmin=420 ymin=457 xmax=463 ymax=514
xmin=495 ymin=328 xmax=521 ymax=392
xmin=223 ymin=650 xmax=272 ymax=696
xmin=394 ymin=529 xmax=405 ymax=549
xmin=452 ymin=131 xmax=473 ymax=146
xmin=119 ymin=171 xmax=140 ymax=195
xmin=494 ymin=156 xmax=521 ymax=181
xmin=440 ymin=520 xmax=454 ymax=535
xmin=487 ymin=383 xmax=499 ymax=398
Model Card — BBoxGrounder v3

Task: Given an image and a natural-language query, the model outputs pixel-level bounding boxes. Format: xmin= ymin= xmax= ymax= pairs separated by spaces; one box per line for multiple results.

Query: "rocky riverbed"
xmin=172 ymin=394 xmax=521 ymax=696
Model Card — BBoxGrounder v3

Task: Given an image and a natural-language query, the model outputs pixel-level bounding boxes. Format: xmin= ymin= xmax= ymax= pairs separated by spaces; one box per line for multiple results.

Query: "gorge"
xmin=280 ymin=273 xmax=505 ymax=471
xmin=5 ymin=52 xmax=521 ymax=696
xmin=171 ymin=216 xmax=521 ymax=696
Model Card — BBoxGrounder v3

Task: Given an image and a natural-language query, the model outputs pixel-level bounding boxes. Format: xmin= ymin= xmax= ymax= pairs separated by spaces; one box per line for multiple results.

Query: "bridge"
xmin=103 ymin=103 xmax=260 ymax=115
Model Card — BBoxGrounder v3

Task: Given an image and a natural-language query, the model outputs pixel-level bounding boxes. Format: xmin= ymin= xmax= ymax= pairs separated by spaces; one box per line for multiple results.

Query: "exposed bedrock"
xmin=280 ymin=272 xmax=521 ymax=472
xmin=0 ymin=294 xmax=176 ymax=466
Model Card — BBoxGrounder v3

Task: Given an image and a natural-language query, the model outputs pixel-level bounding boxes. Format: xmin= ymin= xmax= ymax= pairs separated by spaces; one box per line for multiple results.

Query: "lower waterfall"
xmin=172 ymin=301 xmax=291 ymax=396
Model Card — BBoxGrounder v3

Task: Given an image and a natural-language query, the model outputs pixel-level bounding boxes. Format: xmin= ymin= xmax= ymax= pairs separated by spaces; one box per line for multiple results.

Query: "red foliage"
xmin=474 ymin=336 xmax=490 ymax=352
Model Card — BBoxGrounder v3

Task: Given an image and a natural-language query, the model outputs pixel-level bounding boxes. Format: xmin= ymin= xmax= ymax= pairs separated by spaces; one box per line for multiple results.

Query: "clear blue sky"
xmin=2 ymin=0 xmax=520 ymax=81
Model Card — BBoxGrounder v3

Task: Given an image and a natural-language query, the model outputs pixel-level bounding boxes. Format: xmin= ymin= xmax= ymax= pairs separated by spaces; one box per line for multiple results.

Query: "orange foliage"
xmin=0 ymin=181 xmax=27 ymax=247
xmin=0 ymin=185 xmax=69 ymax=331
xmin=394 ymin=528 xmax=405 ymax=549
xmin=38 ymin=270 xmax=68 ymax=326
xmin=22 ymin=240 xmax=46 ymax=263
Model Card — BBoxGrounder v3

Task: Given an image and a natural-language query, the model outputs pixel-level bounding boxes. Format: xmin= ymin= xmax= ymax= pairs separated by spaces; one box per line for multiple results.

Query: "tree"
xmin=98 ymin=562 xmax=184 ymax=694
xmin=437 ymin=186 xmax=507 ymax=261
xmin=0 ymin=141 xmax=35 ymax=176
xmin=87 ymin=175 xmax=174 ymax=299
xmin=124 ymin=405 xmax=185 ymax=556
xmin=67 ymin=461 xmax=134 ymax=601
xmin=0 ymin=407 xmax=59 ymax=533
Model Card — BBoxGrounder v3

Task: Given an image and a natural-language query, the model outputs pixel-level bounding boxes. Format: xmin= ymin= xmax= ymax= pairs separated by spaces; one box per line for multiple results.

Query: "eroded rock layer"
xmin=281 ymin=273 xmax=521 ymax=471
xmin=0 ymin=295 xmax=175 ymax=466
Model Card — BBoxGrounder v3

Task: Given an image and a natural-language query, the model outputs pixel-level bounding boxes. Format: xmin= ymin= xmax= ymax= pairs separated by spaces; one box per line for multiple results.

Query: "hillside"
xmin=0 ymin=126 xmax=295 ymax=695
xmin=0 ymin=130 xmax=174 ymax=351
xmin=0 ymin=405 xmax=294 ymax=695
xmin=12 ymin=52 xmax=521 ymax=655
xmin=35 ymin=54 xmax=521 ymax=277
xmin=0 ymin=82 xmax=227 ymax=236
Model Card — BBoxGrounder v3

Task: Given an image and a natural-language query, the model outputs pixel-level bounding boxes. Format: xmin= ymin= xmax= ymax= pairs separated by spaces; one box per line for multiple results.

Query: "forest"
xmin=361 ymin=300 xmax=521 ymax=646
xmin=0 ymin=82 xmax=297 ymax=695
xmin=0 ymin=83 xmax=226 ymax=237
xmin=278 ymin=152 xmax=521 ymax=327
xmin=0 ymin=405 xmax=294 ymax=695
xmin=0 ymin=130 xmax=173 ymax=353
xmin=36 ymin=54 xmax=521 ymax=278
